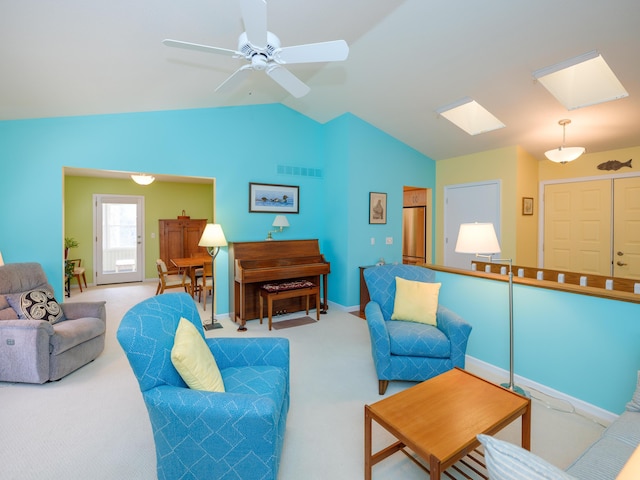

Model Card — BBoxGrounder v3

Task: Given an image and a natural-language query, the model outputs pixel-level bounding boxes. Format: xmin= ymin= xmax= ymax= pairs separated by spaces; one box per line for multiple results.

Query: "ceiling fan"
xmin=163 ymin=0 xmax=349 ymax=98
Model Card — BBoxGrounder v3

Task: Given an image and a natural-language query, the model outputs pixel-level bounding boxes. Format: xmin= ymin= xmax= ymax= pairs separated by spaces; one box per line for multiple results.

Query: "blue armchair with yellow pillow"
xmin=117 ymin=292 xmax=290 ymax=480
xmin=363 ymin=264 xmax=472 ymax=394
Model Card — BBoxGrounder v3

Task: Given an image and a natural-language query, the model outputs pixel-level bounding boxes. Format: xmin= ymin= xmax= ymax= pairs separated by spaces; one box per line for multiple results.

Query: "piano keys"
xmin=228 ymin=239 xmax=330 ymax=328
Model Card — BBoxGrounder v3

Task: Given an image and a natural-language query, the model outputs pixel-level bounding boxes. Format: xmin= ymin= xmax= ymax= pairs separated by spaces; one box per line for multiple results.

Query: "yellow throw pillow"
xmin=171 ymin=317 xmax=225 ymax=392
xmin=390 ymin=277 xmax=441 ymax=326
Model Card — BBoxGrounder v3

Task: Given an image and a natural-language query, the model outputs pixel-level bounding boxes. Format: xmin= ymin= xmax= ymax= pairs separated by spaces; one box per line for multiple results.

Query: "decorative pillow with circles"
xmin=5 ymin=289 xmax=66 ymax=324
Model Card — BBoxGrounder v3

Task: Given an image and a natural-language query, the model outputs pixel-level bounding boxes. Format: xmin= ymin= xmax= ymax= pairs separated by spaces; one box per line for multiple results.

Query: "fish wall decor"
xmin=597 ymin=159 xmax=632 ymax=171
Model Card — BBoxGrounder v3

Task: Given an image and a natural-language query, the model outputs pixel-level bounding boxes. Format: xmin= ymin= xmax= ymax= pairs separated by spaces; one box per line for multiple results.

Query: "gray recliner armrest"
xmin=61 ymin=301 xmax=106 ymax=323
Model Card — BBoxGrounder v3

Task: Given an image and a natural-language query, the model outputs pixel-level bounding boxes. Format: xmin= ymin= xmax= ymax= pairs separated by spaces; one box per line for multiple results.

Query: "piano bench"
xmin=259 ymin=280 xmax=320 ymax=331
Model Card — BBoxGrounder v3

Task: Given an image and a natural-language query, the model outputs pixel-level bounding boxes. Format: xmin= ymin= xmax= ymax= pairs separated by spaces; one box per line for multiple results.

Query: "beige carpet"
xmin=0 ymin=282 xmax=606 ymax=480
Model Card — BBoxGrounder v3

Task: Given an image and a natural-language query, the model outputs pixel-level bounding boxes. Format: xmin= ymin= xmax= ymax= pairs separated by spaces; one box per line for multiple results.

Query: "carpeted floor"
xmin=0 ymin=282 xmax=607 ymax=480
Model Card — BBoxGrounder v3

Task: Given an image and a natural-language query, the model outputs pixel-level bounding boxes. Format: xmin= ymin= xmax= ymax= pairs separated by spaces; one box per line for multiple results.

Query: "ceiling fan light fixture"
xmin=436 ymin=97 xmax=505 ymax=136
xmin=533 ymin=51 xmax=628 ymax=110
xmin=131 ymin=174 xmax=155 ymax=185
xmin=544 ymin=119 xmax=585 ymax=164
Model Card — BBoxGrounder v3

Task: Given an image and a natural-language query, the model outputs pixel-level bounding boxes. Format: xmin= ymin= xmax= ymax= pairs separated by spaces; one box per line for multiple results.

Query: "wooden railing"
xmin=471 ymin=261 xmax=640 ymax=293
xmin=425 ymin=263 xmax=640 ymax=305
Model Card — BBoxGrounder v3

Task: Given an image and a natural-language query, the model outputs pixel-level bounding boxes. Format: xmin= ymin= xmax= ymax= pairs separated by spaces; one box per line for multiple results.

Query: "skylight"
xmin=436 ymin=97 xmax=506 ymax=136
xmin=533 ymin=51 xmax=628 ymax=110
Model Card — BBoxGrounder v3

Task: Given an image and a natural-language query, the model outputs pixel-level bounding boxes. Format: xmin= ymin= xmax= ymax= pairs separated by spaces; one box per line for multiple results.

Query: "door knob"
xmin=617 ymin=251 xmax=624 ymax=256
xmin=617 ymin=261 xmax=628 ymax=266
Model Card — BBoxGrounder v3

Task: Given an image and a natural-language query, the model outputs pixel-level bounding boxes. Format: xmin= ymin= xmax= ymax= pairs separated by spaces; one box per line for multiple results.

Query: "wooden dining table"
xmin=170 ymin=255 xmax=211 ymax=297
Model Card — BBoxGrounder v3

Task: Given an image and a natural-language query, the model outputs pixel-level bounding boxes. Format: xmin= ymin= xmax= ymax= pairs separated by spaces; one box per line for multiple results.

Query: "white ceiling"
xmin=2 ymin=0 xmax=639 ymax=161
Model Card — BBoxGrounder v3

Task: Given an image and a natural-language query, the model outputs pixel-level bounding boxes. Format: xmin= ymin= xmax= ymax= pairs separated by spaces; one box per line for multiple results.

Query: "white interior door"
xmin=613 ymin=176 xmax=640 ymax=280
xmin=444 ymin=181 xmax=501 ymax=269
xmin=94 ymin=194 xmax=144 ymax=285
xmin=543 ymin=180 xmax=611 ymax=276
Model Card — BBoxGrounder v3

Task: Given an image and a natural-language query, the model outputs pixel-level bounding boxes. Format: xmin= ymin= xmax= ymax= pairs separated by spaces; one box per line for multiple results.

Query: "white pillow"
xmin=626 ymin=371 xmax=640 ymax=412
xmin=478 ymin=434 xmax=577 ymax=480
xmin=171 ymin=317 xmax=225 ymax=392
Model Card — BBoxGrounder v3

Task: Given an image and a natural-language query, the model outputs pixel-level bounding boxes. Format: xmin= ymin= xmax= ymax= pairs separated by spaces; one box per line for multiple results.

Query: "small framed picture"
xmin=522 ymin=197 xmax=533 ymax=216
xmin=249 ymin=183 xmax=299 ymax=213
xmin=369 ymin=192 xmax=387 ymax=224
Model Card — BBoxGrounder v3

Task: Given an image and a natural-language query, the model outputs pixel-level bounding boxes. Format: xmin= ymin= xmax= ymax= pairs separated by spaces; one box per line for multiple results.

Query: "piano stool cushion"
xmin=262 ymin=280 xmax=316 ymax=293
xmin=390 ymin=277 xmax=441 ymax=326
xmin=171 ymin=317 xmax=225 ymax=393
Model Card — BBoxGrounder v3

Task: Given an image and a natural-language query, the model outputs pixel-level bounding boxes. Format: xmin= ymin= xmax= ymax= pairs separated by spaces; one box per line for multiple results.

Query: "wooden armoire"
xmin=158 ymin=218 xmax=208 ymax=268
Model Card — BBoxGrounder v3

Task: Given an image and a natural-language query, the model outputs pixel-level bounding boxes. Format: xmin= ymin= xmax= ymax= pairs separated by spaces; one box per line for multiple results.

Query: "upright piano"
xmin=229 ymin=239 xmax=330 ymax=327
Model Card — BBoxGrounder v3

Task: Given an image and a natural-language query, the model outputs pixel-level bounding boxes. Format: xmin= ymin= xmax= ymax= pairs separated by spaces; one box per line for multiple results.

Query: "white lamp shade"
xmin=131 ymin=174 xmax=155 ymax=185
xmin=544 ymin=146 xmax=585 ymax=163
xmin=0 ymin=251 xmax=4 ymax=266
xmin=198 ymin=224 xmax=227 ymax=247
xmin=455 ymin=223 xmax=501 ymax=254
xmin=272 ymin=215 xmax=289 ymax=228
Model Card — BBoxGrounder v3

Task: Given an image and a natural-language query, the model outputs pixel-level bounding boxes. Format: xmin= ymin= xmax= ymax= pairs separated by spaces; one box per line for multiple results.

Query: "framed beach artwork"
xmin=249 ymin=183 xmax=299 ymax=213
xmin=369 ymin=192 xmax=387 ymax=224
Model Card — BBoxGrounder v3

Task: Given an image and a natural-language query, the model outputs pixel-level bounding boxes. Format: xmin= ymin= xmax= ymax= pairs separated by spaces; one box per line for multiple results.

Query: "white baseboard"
xmin=466 ymin=355 xmax=618 ymax=424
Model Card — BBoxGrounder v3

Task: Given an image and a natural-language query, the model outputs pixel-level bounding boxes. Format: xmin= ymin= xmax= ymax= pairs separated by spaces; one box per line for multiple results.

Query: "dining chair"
xmin=67 ymin=258 xmax=88 ymax=292
xmin=155 ymin=259 xmax=191 ymax=295
xmin=198 ymin=261 xmax=213 ymax=310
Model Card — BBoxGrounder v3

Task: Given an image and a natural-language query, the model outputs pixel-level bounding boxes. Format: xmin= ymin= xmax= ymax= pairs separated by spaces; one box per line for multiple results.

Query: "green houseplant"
xmin=64 ymin=237 xmax=79 ymax=278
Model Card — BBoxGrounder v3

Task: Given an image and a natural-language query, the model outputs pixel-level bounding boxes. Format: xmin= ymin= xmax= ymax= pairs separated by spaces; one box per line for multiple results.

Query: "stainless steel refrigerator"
xmin=402 ymin=206 xmax=426 ymax=264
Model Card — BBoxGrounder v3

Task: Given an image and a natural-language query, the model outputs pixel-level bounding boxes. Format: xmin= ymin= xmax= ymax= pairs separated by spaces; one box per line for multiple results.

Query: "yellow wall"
xmin=435 ymin=146 xmax=519 ymax=264
xmin=538 ymin=146 xmax=640 ymax=181
xmin=64 ymin=175 xmax=214 ymax=282
xmin=515 ymin=146 xmax=539 ymax=266
xmin=436 ymin=144 xmax=640 ymax=268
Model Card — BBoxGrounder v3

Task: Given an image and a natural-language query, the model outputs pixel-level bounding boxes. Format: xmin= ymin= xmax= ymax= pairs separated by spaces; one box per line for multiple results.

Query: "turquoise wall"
xmin=0 ymin=104 xmax=435 ymax=311
xmin=4 ymin=101 xmax=637 ymax=413
xmin=436 ymin=271 xmax=640 ymax=413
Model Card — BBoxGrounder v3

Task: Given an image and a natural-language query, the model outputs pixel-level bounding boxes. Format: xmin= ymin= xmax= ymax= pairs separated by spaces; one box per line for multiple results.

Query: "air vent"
xmin=277 ymin=164 xmax=323 ymax=179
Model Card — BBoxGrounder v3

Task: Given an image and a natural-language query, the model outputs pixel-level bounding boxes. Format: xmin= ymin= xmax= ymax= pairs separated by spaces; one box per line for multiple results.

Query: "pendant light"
xmin=131 ymin=173 xmax=155 ymax=185
xmin=545 ymin=119 xmax=585 ymax=164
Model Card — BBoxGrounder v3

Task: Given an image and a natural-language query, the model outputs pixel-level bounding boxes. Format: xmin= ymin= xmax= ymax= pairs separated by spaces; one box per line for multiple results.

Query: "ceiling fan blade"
xmin=215 ymin=65 xmax=253 ymax=94
xmin=240 ymin=0 xmax=267 ymax=48
xmin=275 ymin=40 xmax=349 ymax=64
xmin=163 ymin=39 xmax=239 ymax=57
xmin=266 ymin=64 xmax=310 ymax=98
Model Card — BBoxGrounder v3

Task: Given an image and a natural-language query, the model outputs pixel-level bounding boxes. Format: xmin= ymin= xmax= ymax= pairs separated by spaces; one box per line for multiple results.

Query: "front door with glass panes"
xmin=94 ymin=194 xmax=144 ymax=285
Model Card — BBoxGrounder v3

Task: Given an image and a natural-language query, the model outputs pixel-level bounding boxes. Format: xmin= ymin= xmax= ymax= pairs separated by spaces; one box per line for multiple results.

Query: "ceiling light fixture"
xmin=131 ymin=174 xmax=155 ymax=185
xmin=545 ymin=119 xmax=585 ymax=164
xmin=533 ymin=51 xmax=628 ymax=110
xmin=435 ymin=97 xmax=505 ymax=136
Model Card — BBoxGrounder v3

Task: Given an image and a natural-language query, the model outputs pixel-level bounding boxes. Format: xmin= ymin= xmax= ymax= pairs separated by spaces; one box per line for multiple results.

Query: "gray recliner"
xmin=0 ymin=262 xmax=106 ymax=383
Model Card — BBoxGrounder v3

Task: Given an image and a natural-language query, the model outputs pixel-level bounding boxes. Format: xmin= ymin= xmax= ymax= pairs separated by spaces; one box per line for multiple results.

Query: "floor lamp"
xmin=198 ymin=224 xmax=227 ymax=331
xmin=455 ymin=222 xmax=525 ymax=395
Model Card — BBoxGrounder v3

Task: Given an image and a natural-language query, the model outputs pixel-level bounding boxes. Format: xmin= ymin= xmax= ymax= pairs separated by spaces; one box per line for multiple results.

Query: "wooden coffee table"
xmin=364 ymin=368 xmax=531 ymax=479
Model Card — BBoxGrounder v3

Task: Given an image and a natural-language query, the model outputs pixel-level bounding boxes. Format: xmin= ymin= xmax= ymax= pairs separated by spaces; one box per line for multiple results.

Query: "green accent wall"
xmin=64 ymin=176 xmax=214 ymax=281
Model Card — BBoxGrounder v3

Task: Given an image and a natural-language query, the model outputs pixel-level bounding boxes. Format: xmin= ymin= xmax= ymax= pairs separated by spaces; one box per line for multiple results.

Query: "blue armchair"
xmin=363 ymin=264 xmax=472 ymax=394
xmin=117 ymin=293 xmax=290 ymax=480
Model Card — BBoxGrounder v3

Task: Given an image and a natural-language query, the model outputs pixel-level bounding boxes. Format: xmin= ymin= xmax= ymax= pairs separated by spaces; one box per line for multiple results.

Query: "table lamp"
xmin=455 ymin=222 xmax=525 ymax=395
xmin=198 ymin=224 xmax=227 ymax=330
xmin=266 ymin=215 xmax=289 ymax=240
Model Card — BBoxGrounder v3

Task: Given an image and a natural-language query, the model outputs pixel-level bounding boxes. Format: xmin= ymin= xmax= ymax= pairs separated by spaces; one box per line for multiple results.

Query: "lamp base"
xmin=204 ymin=320 xmax=223 ymax=331
xmin=501 ymin=382 xmax=528 ymax=397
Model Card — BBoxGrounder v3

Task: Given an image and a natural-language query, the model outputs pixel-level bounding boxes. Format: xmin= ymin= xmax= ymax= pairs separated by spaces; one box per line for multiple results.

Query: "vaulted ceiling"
xmin=2 ymin=0 xmax=639 ymax=161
